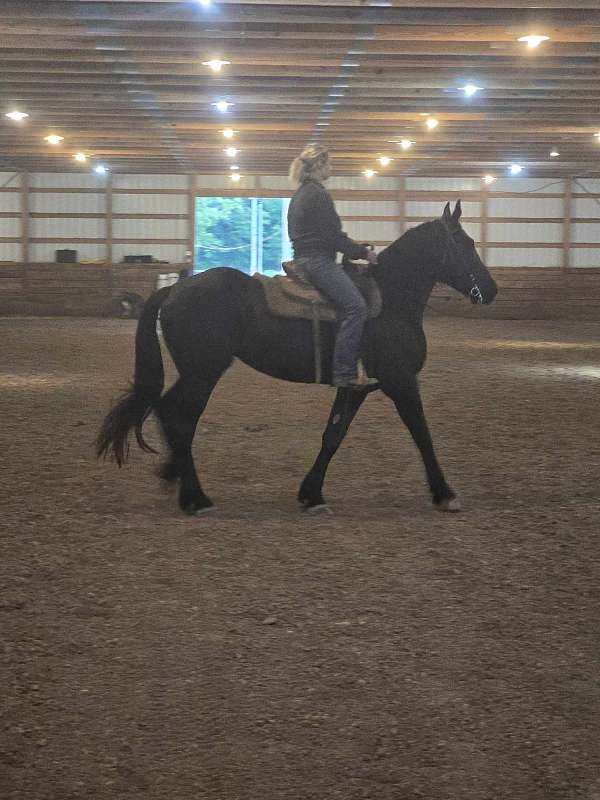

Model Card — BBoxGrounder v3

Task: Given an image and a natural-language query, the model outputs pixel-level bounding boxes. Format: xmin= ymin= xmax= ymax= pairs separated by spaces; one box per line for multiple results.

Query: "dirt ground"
xmin=1 ymin=314 xmax=600 ymax=800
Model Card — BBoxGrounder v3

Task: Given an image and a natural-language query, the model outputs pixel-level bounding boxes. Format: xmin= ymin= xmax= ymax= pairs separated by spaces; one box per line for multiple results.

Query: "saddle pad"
xmin=254 ymin=273 xmax=382 ymax=322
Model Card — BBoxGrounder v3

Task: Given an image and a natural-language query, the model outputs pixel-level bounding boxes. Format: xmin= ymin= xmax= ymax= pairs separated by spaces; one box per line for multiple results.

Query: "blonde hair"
xmin=289 ymin=144 xmax=329 ymax=185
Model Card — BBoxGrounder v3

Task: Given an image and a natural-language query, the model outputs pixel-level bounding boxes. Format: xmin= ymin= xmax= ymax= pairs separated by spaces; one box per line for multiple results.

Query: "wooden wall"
xmin=0 ymin=171 xmax=599 ymax=318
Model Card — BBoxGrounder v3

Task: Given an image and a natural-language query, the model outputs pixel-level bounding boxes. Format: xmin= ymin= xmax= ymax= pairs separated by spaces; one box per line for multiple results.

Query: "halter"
xmin=439 ymin=220 xmax=484 ymax=305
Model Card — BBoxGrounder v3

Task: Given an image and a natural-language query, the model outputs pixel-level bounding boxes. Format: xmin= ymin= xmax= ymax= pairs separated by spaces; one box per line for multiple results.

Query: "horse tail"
xmin=96 ymin=286 xmax=172 ymax=466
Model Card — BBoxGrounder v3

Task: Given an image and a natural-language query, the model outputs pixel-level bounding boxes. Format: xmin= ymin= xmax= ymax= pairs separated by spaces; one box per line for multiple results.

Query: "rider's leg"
xmin=297 ymin=255 xmax=369 ymax=385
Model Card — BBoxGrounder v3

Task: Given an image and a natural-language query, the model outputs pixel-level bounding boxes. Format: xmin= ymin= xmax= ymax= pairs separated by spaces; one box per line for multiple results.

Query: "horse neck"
xmin=373 ymin=240 xmax=437 ymax=322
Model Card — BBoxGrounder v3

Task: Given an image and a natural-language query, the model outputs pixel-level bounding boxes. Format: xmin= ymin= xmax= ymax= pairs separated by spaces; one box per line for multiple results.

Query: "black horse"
xmin=97 ymin=201 xmax=497 ymax=515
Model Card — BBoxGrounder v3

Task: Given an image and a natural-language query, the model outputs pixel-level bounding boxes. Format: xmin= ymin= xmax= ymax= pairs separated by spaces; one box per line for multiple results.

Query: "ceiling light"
xmin=73 ymin=152 xmax=88 ymax=163
xmin=399 ymin=139 xmax=414 ymax=150
xmin=224 ymin=147 xmax=238 ymax=157
xmin=202 ymin=59 xmax=231 ymax=72
xmin=44 ymin=134 xmax=64 ymax=145
xmin=510 ymin=164 xmax=523 ymax=175
xmin=461 ymin=84 xmax=483 ymax=97
xmin=594 ymin=132 xmax=600 ymax=140
xmin=518 ymin=35 xmax=550 ymax=48
xmin=377 ymin=156 xmax=392 ymax=167
xmin=222 ymin=128 xmax=236 ymax=139
xmin=425 ymin=117 xmax=439 ymax=130
xmin=549 ymin=150 xmax=560 ymax=158
xmin=230 ymin=164 xmax=239 ymax=170
xmin=94 ymin=165 xmax=108 ymax=175
xmin=213 ymin=100 xmax=233 ymax=112
xmin=197 ymin=0 xmax=212 ymax=6
xmin=483 ymin=174 xmax=496 ymax=184
xmin=230 ymin=173 xmax=242 ymax=182
xmin=362 ymin=169 xmax=376 ymax=179
xmin=5 ymin=111 xmax=28 ymax=122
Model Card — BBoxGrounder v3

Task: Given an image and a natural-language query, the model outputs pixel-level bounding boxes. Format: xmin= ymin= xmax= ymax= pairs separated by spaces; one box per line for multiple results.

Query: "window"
xmin=194 ymin=196 xmax=292 ymax=275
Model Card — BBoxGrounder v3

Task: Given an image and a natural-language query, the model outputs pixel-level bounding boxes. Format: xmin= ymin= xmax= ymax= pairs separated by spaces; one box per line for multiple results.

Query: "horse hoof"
xmin=436 ymin=497 xmax=462 ymax=513
xmin=194 ymin=505 xmax=216 ymax=516
xmin=302 ymin=503 xmax=332 ymax=515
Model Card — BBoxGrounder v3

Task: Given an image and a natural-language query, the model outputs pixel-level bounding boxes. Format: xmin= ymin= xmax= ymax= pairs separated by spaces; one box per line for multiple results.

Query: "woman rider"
xmin=287 ymin=144 xmax=378 ymax=389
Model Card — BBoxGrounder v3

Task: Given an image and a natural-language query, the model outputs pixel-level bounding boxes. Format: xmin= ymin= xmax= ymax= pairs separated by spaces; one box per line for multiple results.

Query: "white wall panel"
xmin=570 ymin=248 xmax=600 ymax=268
xmin=29 ymin=243 xmax=106 ymax=262
xmin=0 ymin=243 xmax=21 ymax=261
xmin=488 ymin=178 xmax=565 ymax=194
xmin=406 ymin=200 xmax=480 ymax=218
xmin=328 ymin=176 xmax=399 ymax=190
xmin=196 ymin=174 xmax=258 ymax=190
xmin=0 ymin=192 xmax=21 ymax=212
xmin=30 ymin=192 xmax=105 ymax=214
xmin=0 ymin=218 xmax=21 ymax=237
xmin=344 ymin=220 xmax=400 ymax=243
xmin=487 ymin=248 xmax=562 ymax=268
xmin=30 ymin=173 xmax=102 ymax=189
xmin=113 ymin=219 xmax=187 ymax=239
xmin=260 ymin=176 xmax=295 ymax=192
xmin=29 ymin=218 xmax=106 ymax=239
xmin=336 ymin=200 xmax=399 ymax=217
xmin=112 ymin=194 xmax=187 ymax=214
xmin=113 ymin=174 xmax=187 ymax=190
xmin=406 ymin=177 xmax=481 ymax=192
xmin=572 ymin=199 xmax=600 ymax=219
xmin=488 ymin=222 xmax=562 ymax=244
xmin=571 ymin=223 xmax=600 ymax=244
xmin=487 ymin=197 xmax=564 ymax=218
xmin=573 ymin=178 xmax=600 ymax=193
xmin=112 ymin=243 xmax=185 ymax=263
xmin=0 ymin=172 xmax=21 ymax=187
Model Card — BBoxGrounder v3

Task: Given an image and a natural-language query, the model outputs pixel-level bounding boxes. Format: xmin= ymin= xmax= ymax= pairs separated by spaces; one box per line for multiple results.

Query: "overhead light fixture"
xmin=594 ymin=132 xmax=600 ymax=140
xmin=460 ymin=84 xmax=483 ymax=97
xmin=510 ymin=164 xmax=523 ymax=175
xmin=230 ymin=164 xmax=239 ymax=170
xmin=202 ymin=59 xmax=231 ymax=73
xmin=94 ymin=164 xmax=108 ymax=175
xmin=518 ymin=34 xmax=550 ymax=49
xmin=197 ymin=0 xmax=212 ymax=6
xmin=230 ymin=173 xmax=242 ymax=182
xmin=399 ymin=139 xmax=414 ymax=150
xmin=5 ymin=110 xmax=28 ymax=122
xmin=44 ymin=134 xmax=64 ymax=145
xmin=483 ymin=174 xmax=496 ymax=184
xmin=425 ymin=117 xmax=439 ymax=130
xmin=362 ymin=169 xmax=376 ymax=178
xmin=73 ymin=152 xmax=88 ymax=163
xmin=213 ymin=100 xmax=233 ymax=112
xmin=549 ymin=149 xmax=560 ymax=158
xmin=224 ymin=147 xmax=238 ymax=157
xmin=377 ymin=156 xmax=392 ymax=167
xmin=222 ymin=128 xmax=236 ymax=139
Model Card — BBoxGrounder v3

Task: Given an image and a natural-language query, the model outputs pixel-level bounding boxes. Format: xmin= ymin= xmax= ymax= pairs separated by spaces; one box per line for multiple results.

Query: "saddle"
xmin=254 ymin=260 xmax=382 ymax=323
xmin=253 ymin=259 xmax=382 ymax=384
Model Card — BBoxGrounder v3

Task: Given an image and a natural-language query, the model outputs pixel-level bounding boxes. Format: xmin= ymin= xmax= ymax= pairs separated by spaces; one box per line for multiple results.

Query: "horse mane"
xmin=377 ymin=219 xmax=442 ymax=269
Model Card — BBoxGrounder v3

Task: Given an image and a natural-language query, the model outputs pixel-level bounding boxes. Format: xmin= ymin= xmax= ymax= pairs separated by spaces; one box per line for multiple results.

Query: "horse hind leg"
xmin=155 ymin=376 xmax=219 ymax=515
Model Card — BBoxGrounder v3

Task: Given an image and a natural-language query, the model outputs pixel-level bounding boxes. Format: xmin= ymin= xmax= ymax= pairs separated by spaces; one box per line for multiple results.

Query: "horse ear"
xmin=451 ymin=199 xmax=462 ymax=224
xmin=442 ymin=202 xmax=451 ymax=220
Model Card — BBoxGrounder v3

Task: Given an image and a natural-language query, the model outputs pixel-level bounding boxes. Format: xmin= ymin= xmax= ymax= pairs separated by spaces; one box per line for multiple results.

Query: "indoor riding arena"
xmin=1 ymin=3 xmax=599 ymax=800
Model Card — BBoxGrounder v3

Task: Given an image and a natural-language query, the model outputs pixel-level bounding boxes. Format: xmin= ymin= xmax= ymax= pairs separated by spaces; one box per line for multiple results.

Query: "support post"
xmin=563 ymin=176 xmax=572 ymax=277
xmin=398 ymin=175 xmax=406 ymax=235
xmin=21 ymin=171 xmax=29 ymax=264
xmin=105 ymin=172 xmax=113 ymax=264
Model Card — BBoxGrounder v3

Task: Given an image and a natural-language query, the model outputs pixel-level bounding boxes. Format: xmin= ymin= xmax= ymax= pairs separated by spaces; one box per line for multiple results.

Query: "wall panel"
xmin=112 ymin=194 xmax=187 ymax=214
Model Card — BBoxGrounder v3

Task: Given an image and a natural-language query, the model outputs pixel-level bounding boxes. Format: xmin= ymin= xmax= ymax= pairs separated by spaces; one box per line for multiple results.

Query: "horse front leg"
xmin=384 ymin=378 xmax=461 ymax=512
xmin=298 ymin=387 xmax=372 ymax=511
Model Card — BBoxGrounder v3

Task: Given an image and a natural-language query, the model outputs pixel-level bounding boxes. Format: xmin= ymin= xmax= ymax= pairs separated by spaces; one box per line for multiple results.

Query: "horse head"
xmin=436 ymin=200 xmax=497 ymax=305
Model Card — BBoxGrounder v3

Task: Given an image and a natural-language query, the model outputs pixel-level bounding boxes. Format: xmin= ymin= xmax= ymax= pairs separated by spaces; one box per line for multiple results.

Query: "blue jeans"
xmin=296 ymin=255 xmax=367 ymax=383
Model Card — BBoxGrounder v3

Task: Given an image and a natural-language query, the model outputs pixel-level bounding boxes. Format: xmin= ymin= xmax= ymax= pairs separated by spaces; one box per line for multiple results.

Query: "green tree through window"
xmin=195 ymin=196 xmax=291 ymax=275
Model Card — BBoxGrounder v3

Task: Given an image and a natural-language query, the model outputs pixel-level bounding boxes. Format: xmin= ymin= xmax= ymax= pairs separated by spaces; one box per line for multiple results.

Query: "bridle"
xmin=439 ymin=220 xmax=484 ymax=305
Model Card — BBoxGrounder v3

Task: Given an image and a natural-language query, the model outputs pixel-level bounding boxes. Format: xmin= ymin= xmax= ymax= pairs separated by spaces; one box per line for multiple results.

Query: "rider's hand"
xmin=366 ymin=248 xmax=378 ymax=265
